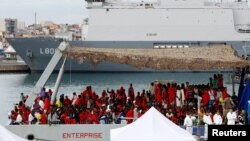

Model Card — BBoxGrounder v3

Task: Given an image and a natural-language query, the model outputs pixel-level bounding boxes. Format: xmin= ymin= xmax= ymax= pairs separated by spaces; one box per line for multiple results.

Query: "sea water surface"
xmin=0 ymin=72 xmax=238 ymax=125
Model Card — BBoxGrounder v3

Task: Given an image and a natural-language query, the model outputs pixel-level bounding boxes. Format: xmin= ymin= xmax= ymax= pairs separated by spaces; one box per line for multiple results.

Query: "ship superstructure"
xmin=7 ymin=0 xmax=250 ymax=72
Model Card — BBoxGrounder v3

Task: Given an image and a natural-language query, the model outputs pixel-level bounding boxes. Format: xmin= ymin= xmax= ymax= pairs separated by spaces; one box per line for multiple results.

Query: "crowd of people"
xmin=8 ymin=74 xmax=247 ymax=129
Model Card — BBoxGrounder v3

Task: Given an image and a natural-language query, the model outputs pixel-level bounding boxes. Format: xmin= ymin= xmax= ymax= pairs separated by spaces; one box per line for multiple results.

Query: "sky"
xmin=0 ymin=0 xmax=88 ymax=25
xmin=0 ymin=0 xmax=249 ymax=25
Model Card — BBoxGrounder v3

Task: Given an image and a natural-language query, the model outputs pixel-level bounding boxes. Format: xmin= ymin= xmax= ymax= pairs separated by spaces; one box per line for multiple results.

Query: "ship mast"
xmin=34 ymin=12 xmax=37 ymax=26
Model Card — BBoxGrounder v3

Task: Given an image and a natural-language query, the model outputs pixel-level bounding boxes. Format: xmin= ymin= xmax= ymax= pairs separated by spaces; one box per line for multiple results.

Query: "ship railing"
xmin=204 ymin=0 xmax=249 ymax=6
xmin=86 ymin=0 xmax=159 ymax=9
xmin=205 ymin=0 xmax=248 ymax=3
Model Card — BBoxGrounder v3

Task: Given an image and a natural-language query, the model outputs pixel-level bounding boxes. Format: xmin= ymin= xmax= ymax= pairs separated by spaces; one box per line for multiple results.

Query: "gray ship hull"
xmin=6 ymin=124 xmax=205 ymax=141
xmin=7 ymin=38 xmax=249 ymax=72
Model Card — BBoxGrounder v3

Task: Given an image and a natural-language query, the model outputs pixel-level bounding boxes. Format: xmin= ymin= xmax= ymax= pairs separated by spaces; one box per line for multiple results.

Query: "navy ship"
xmin=7 ymin=0 xmax=250 ymax=72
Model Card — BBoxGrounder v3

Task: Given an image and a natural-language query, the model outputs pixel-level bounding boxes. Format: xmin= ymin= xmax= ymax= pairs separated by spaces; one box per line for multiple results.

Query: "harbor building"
xmin=0 ymin=18 xmax=18 ymax=37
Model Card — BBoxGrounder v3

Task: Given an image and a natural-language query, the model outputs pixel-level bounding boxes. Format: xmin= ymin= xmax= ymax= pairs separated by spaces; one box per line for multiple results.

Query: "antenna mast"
xmin=35 ymin=12 xmax=37 ymax=25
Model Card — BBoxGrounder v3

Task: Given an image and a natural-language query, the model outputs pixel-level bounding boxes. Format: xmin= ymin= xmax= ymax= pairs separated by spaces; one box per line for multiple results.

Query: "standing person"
xmin=40 ymin=88 xmax=46 ymax=99
xmin=155 ymin=83 xmax=162 ymax=104
xmin=180 ymin=84 xmax=185 ymax=107
xmin=213 ymin=111 xmax=223 ymax=125
xmin=185 ymin=86 xmax=194 ymax=106
xmin=227 ymin=109 xmax=237 ymax=125
xmin=149 ymin=82 xmax=155 ymax=96
xmin=193 ymin=86 xmax=199 ymax=108
xmin=231 ymin=92 xmax=238 ymax=106
xmin=20 ymin=93 xmax=26 ymax=103
xmin=223 ymin=96 xmax=234 ymax=124
xmin=184 ymin=113 xmax=193 ymax=135
xmin=176 ymin=85 xmax=182 ymax=107
xmin=43 ymin=97 xmax=50 ymax=113
xmin=128 ymin=83 xmax=135 ymax=101
xmin=212 ymin=74 xmax=218 ymax=89
xmin=71 ymin=92 xmax=77 ymax=106
xmin=208 ymin=87 xmax=215 ymax=109
xmin=168 ymin=83 xmax=176 ymax=107
xmin=217 ymin=74 xmax=224 ymax=89
xmin=202 ymin=89 xmax=210 ymax=108
xmin=203 ymin=111 xmax=213 ymax=141
xmin=216 ymin=89 xmax=222 ymax=106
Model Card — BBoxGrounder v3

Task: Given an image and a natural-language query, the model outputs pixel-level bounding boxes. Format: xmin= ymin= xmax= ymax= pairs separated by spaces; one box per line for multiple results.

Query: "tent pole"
xmin=231 ymin=71 xmax=235 ymax=95
xmin=196 ymin=97 xmax=201 ymax=141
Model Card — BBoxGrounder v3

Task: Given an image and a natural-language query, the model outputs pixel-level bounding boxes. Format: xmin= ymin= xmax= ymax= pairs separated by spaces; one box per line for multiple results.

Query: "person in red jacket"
xmin=135 ymin=92 xmax=141 ymax=107
xmin=90 ymin=110 xmax=99 ymax=124
xmin=202 ymin=89 xmax=210 ymax=108
xmin=40 ymin=111 xmax=47 ymax=124
xmin=168 ymin=83 xmax=176 ymax=107
xmin=126 ymin=108 xmax=134 ymax=124
xmin=141 ymin=90 xmax=147 ymax=109
xmin=64 ymin=96 xmax=71 ymax=106
xmin=222 ymin=87 xmax=228 ymax=100
xmin=82 ymin=86 xmax=93 ymax=98
xmin=43 ymin=97 xmax=50 ymax=113
xmin=128 ymin=83 xmax=135 ymax=101
xmin=171 ymin=114 xmax=179 ymax=124
xmin=74 ymin=95 xmax=81 ymax=106
xmin=217 ymin=74 xmax=224 ymax=89
xmin=70 ymin=118 xmax=77 ymax=124
xmin=9 ymin=110 xmax=17 ymax=124
xmin=155 ymin=83 xmax=162 ymax=104
xmin=79 ymin=110 xmax=86 ymax=124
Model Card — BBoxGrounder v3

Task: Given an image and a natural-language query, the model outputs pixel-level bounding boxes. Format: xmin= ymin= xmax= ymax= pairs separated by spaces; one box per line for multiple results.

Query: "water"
xmin=0 ymin=72 xmax=238 ymax=125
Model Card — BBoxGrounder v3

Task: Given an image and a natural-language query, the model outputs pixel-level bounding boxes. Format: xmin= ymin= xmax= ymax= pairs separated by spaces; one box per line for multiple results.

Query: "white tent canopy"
xmin=0 ymin=125 xmax=29 ymax=141
xmin=111 ymin=107 xmax=196 ymax=141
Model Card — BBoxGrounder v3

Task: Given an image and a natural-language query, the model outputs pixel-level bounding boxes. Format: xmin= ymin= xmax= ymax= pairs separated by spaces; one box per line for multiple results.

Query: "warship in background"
xmin=7 ymin=0 xmax=250 ymax=72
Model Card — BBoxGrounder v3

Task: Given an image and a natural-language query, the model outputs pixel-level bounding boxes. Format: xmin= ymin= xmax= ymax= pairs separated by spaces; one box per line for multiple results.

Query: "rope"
xmin=69 ymin=52 xmax=72 ymax=85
